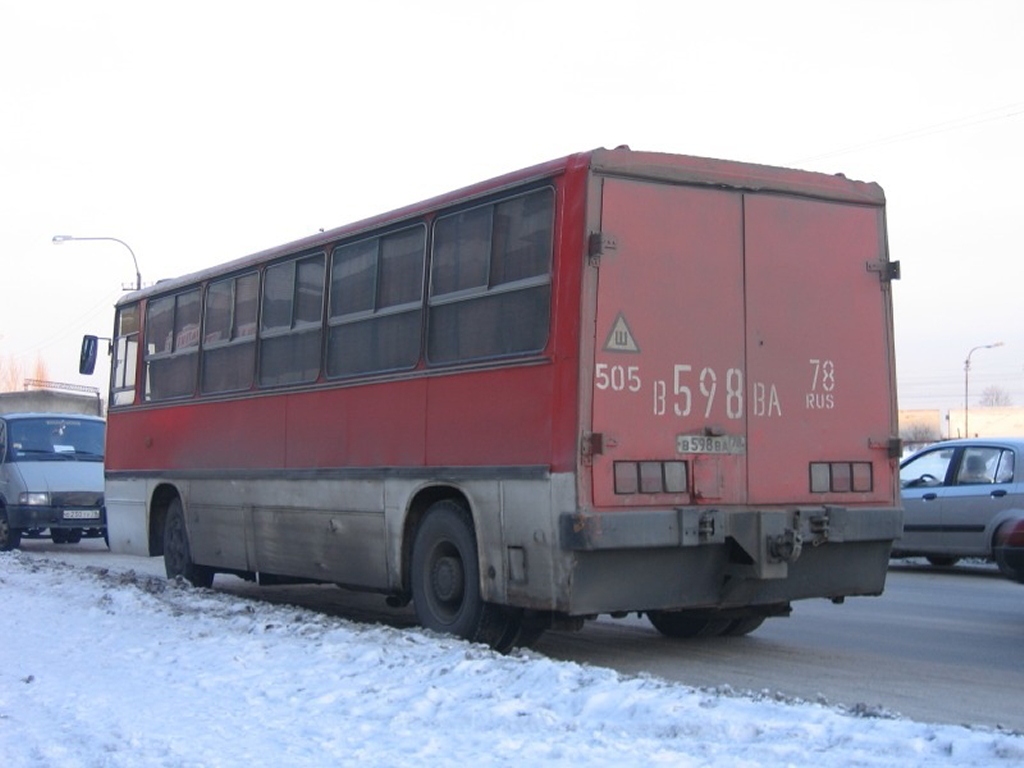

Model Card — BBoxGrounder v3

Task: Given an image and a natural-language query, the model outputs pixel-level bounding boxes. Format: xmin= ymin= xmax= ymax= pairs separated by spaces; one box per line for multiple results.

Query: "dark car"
xmin=896 ymin=438 xmax=1024 ymax=582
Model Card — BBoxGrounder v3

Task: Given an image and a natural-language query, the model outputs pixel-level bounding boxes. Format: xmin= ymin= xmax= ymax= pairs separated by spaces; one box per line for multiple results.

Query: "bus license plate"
xmin=63 ymin=509 xmax=100 ymax=520
xmin=676 ymin=434 xmax=746 ymax=455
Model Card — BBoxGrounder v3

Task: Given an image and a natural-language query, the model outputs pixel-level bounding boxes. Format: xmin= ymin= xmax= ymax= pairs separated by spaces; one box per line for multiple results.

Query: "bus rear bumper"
xmin=560 ymin=505 xmax=903 ymax=553
xmin=550 ymin=505 xmax=902 ymax=615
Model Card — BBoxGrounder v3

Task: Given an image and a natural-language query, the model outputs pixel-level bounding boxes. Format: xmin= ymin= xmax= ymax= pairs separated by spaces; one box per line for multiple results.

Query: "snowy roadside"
xmin=1 ymin=550 xmax=1023 ymax=767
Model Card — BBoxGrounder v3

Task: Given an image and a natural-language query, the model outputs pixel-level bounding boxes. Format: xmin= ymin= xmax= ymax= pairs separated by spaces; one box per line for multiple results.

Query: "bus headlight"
xmin=19 ymin=492 xmax=51 ymax=506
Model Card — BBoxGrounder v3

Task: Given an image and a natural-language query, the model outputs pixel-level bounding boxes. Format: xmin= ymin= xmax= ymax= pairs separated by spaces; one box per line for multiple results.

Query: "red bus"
xmin=86 ymin=147 xmax=902 ymax=650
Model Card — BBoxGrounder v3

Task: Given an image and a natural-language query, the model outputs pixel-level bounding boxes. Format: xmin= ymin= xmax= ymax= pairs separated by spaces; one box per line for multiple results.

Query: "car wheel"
xmin=994 ymin=521 xmax=1024 ymax=583
xmin=0 ymin=507 xmax=21 ymax=551
xmin=926 ymin=555 xmax=959 ymax=567
xmin=163 ymin=499 xmax=214 ymax=588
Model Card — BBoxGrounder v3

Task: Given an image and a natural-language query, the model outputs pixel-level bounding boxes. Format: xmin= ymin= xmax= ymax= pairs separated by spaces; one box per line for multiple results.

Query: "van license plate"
xmin=63 ymin=509 xmax=100 ymax=520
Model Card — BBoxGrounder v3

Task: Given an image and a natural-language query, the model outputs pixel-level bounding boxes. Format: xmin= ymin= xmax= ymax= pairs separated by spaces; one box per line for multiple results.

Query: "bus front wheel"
xmin=411 ymin=500 xmax=513 ymax=649
xmin=163 ymin=499 xmax=214 ymax=589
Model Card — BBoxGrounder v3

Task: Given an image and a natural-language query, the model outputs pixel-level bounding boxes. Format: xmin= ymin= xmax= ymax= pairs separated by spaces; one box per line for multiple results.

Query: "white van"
xmin=0 ymin=413 xmax=106 ymax=550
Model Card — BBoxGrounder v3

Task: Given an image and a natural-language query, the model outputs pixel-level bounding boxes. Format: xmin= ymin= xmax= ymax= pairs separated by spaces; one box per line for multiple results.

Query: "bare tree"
xmin=0 ymin=354 xmax=24 ymax=392
xmin=32 ymin=356 xmax=50 ymax=383
xmin=901 ymin=423 xmax=940 ymax=444
xmin=978 ymin=385 xmax=1012 ymax=407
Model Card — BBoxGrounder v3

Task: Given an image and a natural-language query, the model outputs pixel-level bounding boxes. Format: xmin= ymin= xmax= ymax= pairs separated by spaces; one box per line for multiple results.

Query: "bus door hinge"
xmin=865 ymin=259 xmax=900 ymax=282
xmin=588 ymin=232 xmax=617 ymax=266
xmin=868 ymin=436 xmax=902 ymax=459
xmin=581 ymin=432 xmax=604 ymax=465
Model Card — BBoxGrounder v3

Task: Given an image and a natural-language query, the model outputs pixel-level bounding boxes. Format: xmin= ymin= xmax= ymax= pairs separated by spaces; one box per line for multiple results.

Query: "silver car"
xmin=897 ymin=438 xmax=1024 ymax=582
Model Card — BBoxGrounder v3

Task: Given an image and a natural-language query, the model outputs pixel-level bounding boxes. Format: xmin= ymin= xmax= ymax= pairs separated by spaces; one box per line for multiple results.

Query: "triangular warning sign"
xmin=603 ymin=312 xmax=640 ymax=353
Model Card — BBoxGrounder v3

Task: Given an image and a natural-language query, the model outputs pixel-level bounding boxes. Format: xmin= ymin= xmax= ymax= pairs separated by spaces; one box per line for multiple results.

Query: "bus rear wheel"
xmin=163 ymin=499 xmax=214 ymax=589
xmin=647 ymin=610 xmax=734 ymax=638
xmin=411 ymin=500 xmax=517 ymax=650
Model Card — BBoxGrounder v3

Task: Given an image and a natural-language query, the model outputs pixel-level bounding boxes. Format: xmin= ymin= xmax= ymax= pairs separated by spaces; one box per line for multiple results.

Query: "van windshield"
xmin=4 ymin=418 xmax=105 ymax=462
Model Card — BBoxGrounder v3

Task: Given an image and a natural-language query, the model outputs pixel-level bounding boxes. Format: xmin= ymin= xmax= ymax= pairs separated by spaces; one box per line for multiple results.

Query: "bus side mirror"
xmin=80 ymin=335 xmax=99 ymax=375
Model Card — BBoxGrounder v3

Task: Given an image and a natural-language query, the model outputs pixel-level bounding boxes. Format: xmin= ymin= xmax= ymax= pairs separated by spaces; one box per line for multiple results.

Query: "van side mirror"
xmin=80 ymin=335 xmax=99 ymax=375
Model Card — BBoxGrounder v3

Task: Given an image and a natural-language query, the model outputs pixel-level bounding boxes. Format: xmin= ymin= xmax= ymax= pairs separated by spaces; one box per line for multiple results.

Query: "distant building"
xmin=898 ymin=407 xmax=1024 ymax=452
xmin=0 ymin=380 xmax=103 ymax=416
xmin=945 ymin=407 xmax=1024 ymax=439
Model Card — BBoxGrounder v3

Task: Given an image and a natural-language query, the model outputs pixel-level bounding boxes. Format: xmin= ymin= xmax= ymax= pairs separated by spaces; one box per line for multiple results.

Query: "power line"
xmin=791 ymin=101 xmax=1024 ymax=165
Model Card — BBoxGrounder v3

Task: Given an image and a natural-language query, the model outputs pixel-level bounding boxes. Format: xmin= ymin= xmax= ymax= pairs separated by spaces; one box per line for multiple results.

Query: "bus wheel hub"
xmin=433 ymin=556 xmax=464 ymax=602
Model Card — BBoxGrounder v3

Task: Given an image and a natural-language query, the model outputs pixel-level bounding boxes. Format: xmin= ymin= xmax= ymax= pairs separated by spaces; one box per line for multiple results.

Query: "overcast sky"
xmin=2 ymin=0 xmax=1021 ymax=415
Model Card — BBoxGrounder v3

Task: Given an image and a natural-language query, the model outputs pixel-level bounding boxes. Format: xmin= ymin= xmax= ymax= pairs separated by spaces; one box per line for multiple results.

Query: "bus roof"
xmin=117 ymin=146 xmax=884 ymax=306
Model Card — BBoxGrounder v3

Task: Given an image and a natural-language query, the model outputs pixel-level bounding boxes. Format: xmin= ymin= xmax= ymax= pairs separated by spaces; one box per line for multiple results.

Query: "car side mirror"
xmin=80 ymin=335 xmax=99 ymax=375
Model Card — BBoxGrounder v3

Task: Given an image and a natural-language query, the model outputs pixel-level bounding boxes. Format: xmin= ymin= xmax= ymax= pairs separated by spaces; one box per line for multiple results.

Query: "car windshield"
xmin=4 ymin=417 xmax=105 ymax=462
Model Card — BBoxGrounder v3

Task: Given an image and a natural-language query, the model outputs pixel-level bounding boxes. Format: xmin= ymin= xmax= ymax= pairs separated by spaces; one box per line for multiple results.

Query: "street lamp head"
xmin=49 ymin=233 xmax=142 ymax=290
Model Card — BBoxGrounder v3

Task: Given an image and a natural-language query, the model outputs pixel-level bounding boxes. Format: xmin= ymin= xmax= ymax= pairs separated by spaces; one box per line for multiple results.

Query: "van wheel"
xmin=163 ymin=499 xmax=214 ymax=588
xmin=411 ymin=500 xmax=512 ymax=649
xmin=648 ymin=610 xmax=733 ymax=638
xmin=0 ymin=507 xmax=21 ymax=551
xmin=51 ymin=528 xmax=69 ymax=544
xmin=66 ymin=529 xmax=83 ymax=544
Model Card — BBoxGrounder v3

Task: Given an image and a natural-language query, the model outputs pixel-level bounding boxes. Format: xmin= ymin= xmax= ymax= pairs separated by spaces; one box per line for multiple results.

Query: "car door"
xmin=940 ymin=445 xmax=1018 ymax=557
xmin=899 ymin=445 xmax=956 ymax=553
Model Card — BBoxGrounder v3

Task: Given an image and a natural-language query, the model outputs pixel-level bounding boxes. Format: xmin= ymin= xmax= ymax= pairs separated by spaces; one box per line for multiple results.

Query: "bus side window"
xmin=427 ymin=187 xmax=554 ymax=365
xmin=201 ymin=272 xmax=258 ymax=394
xmin=326 ymin=225 xmax=425 ymax=378
xmin=258 ymin=254 xmax=325 ymax=387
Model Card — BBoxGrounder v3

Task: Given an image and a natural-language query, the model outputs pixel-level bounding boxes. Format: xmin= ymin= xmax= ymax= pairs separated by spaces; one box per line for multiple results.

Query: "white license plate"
xmin=676 ymin=434 xmax=746 ymax=455
xmin=63 ymin=509 xmax=100 ymax=520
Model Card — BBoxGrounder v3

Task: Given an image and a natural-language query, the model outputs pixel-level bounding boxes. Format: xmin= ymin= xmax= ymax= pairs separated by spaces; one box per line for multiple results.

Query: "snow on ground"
xmin=2 ymin=550 xmax=1023 ymax=768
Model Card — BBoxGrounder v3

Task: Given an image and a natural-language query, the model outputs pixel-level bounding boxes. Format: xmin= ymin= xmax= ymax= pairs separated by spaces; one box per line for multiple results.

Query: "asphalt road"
xmin=17 ymin=540 xmax=1024 ymax=732
xmin=534 ymin=561 xmax=1024 ymax=732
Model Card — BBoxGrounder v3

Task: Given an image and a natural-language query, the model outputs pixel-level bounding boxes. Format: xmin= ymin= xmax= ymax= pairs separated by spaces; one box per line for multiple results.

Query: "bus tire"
xmin=647 ymin=610 xmax=733 ymax=638
xmin=722 ymin=616 xmax=766 ymax=636
xmin=0 ymin=507 xmax=21 ymax=551
xmin=163 ymin=499 xmax=214 ymax=589
xmin=411 ymin=500 xmax=510 ymax=648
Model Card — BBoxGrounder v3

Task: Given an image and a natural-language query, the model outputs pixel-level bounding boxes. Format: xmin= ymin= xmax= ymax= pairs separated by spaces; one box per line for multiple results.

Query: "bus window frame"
xmin=425 ymin=185 xmax=555 ymax=367
xmin=257 ymin=251 xmax=327 ymax=388
xmin=325 ymin=222 xmax=427 ymax=380
xmin=200 ymin=270 xmax=260 ymax=395
xmin=143 ymin=287 xmax=202 ymax=402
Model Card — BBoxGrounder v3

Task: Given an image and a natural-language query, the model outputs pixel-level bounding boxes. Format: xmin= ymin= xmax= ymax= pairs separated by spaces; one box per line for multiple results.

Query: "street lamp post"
xmin=51 ymin=235 xmax=141 ymax=291
xmin=964 ymin=341 xmax=1004 ymax=437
